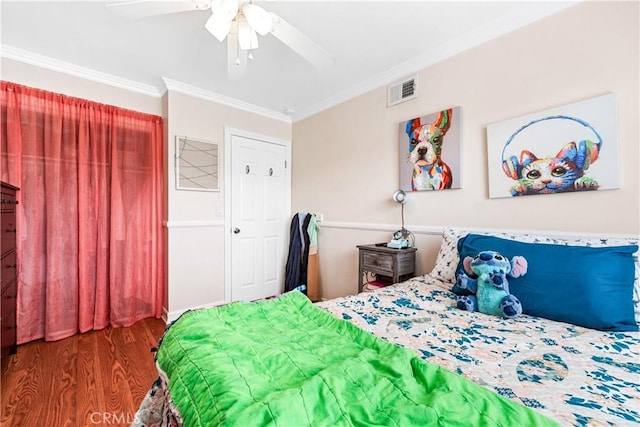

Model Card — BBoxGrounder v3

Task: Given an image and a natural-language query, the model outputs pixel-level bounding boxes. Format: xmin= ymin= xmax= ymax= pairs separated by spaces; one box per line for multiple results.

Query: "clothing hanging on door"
xmin=284 ymin=212 xmax=319 ymax=300
xmin=306 ymin=214 xmax=320 ymax=301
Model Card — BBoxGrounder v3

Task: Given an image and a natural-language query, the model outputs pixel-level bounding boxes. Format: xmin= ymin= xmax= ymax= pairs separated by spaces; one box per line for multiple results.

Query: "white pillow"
xmin=431 ymin=226 xmax=640 ymax=326
xmin=431 ymin=227 xmax=468 ymax=284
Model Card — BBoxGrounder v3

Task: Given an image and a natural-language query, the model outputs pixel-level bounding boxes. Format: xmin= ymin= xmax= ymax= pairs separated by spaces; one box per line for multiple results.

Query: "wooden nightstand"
xmin=357 ymin=244 xmax=417 ymax=293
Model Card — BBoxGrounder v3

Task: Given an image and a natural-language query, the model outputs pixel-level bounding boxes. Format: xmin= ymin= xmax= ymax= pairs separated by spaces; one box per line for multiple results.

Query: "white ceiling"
xmin=0 ymin=1 xmax=578 ymax=121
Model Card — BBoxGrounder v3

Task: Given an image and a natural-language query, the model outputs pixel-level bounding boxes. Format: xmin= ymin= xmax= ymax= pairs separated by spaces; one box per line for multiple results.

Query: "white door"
xmin=229 ymin=132 xmax=290 ymax=301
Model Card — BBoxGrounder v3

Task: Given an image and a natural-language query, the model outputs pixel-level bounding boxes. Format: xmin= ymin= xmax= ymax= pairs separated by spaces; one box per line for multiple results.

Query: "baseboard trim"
xmin=166 ymin=300 xmax=228 ymax=323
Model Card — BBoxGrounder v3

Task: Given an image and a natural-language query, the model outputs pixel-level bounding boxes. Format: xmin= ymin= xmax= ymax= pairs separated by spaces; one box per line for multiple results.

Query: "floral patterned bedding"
xmin=134 ymin=274 xmax=640 ymax=427
xmin=316 ymin=275 xmax=640 ymax=427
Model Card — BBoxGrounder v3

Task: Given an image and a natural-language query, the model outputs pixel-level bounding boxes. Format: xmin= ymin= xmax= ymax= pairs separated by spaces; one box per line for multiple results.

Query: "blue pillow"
xmin=455 ymin=234 xmax=638 ymax=332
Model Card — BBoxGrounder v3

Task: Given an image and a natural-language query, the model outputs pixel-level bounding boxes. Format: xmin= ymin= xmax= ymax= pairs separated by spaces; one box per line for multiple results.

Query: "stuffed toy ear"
xmin=463 ymin=256 xmax=474 ymax=275
xmin=510 ymin=256 xmax=528 ymax=278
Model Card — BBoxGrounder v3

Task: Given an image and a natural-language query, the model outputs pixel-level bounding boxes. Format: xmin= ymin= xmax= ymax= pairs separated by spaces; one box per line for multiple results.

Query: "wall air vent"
xmin=387 ymin=75 xmax=417 ymax=107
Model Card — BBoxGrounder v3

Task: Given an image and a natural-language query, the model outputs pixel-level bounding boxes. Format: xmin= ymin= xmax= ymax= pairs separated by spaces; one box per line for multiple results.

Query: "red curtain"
xmin=1 ymin=81 xmax=164 ymax=343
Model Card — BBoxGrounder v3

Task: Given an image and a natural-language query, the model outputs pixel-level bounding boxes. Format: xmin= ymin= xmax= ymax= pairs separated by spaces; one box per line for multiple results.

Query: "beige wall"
xmin=165 ymin=90 xmax=291 ymax=318
xmin=291 ymin=1 xmax=640 ymax=299
xmin=2 ymin=1 xmax=638 ymax=309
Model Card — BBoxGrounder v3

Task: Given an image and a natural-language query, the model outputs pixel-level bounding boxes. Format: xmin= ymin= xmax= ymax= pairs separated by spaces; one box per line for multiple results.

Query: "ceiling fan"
xmin=107 ymin=0 xmax=335 ymax=80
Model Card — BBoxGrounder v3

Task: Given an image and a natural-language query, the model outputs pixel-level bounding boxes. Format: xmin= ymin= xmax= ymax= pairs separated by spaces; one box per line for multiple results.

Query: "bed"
xmin=133 ymin=228 xmax=640 ymax=427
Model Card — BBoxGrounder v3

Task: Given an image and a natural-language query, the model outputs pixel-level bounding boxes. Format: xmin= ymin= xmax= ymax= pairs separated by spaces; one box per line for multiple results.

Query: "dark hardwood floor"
xmin=1 ymin=317 xmax=166 ymax=426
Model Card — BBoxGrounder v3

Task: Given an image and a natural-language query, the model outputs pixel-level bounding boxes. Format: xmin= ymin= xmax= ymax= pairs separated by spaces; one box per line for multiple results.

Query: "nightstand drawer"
xmin=396 ymin=253 xmax=415 ymax=275
xmin=362 ymin=251 xmax=393 ymax=273
xmin=357 ymin=244 xmax=417 ymax=294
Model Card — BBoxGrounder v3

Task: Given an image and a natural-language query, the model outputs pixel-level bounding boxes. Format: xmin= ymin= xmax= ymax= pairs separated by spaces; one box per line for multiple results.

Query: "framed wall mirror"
xmin=175 ymin=136 xmax=220 ymax=191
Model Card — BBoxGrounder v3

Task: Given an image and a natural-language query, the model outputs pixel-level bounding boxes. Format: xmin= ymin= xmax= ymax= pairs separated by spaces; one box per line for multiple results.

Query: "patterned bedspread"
xmin=134 ymin=274 xmax=640 ymax=427
xmin=316 ymin=275 xmax=640 ymax=427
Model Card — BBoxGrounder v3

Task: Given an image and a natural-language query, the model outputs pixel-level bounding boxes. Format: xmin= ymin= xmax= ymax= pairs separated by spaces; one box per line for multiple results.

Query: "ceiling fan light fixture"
xmin=210 ymin=0 xmax=239 ymax=21
xmin=242 ymin=3 xmax=273 ymax=36
xmin=205 ymin=13 xmax=232 ymax=42
xmin=237 ymin=15 xmax=258 ymax=51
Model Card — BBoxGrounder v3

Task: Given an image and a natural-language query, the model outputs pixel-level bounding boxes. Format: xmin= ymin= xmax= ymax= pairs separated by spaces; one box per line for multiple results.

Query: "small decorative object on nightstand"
xmin=388 ymin=189 xmax=414 ymax=248
xmin=357 ymin=244 xmax=417 ymax=293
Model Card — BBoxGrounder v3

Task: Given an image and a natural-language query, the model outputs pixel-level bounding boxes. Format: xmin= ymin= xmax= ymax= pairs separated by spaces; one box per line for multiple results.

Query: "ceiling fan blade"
xmin=227 ymin=35 xmax=247 ymax=80
xmin=106 ymin=0 xmax=206 ymax=19
xmin=269 ymin=12 xmax=335 ymax=69
xmin=205 ymin=12 xmax=233 ymax=42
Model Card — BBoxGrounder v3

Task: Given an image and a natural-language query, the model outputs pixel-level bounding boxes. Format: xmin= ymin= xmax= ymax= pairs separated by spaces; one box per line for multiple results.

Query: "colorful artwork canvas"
xmin=399 ymin=107 xmax=462 ymax=192
xmin=487 ymin=93 xmax=619 ymax=199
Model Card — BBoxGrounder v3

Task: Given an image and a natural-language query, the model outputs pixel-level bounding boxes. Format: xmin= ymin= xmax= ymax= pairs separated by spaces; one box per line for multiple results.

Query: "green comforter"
xmin=157 ymin=291 xmax=558 ymax=427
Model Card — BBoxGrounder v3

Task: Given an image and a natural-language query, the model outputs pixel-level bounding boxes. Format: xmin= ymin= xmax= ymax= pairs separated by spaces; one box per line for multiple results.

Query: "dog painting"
xmin=399 ymin=107 xmax=462 ymax=192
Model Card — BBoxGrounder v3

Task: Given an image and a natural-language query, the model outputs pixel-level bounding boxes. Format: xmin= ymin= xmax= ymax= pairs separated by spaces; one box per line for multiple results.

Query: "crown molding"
xmin=2 ymin=0 xmax=578 ymax=124
xmin=0 ymin=44 xmax=292 ymax=123
xmin=0 ymin=45 xmax=162 ymax=97
xmin=292 ymin=1 xmax=580 ymax=122
xmin=161 ymin=77 xmax=292 ymax=124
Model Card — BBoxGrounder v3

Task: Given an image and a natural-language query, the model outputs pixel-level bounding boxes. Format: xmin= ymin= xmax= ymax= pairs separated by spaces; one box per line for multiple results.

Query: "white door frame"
xmin=224 ymin=127 xmax=292 ymax=303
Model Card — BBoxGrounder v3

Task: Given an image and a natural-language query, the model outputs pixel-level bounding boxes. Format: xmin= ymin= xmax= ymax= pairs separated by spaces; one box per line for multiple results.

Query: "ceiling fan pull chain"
xmin=235 ymin=20 xmax=241 ymax=66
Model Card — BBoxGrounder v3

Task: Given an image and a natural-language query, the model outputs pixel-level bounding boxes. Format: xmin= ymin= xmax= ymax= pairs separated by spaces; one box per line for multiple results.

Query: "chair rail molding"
xmin=164 ymin=220 xmax=225 ymax=228
xmin=318 ymin=221 xmax=639 ymax=240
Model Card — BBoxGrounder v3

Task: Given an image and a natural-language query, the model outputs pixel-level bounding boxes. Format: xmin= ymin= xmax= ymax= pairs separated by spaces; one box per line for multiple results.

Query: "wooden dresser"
xmin=1 ymin=182 xmax=18 ymax=370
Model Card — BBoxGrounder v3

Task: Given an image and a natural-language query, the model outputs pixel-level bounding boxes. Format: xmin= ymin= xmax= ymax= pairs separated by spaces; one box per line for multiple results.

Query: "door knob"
xmin=233 ymin=228 xmax=241 ymax=234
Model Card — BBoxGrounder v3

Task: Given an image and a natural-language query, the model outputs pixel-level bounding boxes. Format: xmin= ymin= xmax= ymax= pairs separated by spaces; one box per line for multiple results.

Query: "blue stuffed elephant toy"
xmin=455 ymin=250 xmax=528 ymax=318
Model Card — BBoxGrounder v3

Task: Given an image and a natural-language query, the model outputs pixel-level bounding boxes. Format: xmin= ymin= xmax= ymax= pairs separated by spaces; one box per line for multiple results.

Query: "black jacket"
xmin=284 ymin=213 xmax=312 ymax=293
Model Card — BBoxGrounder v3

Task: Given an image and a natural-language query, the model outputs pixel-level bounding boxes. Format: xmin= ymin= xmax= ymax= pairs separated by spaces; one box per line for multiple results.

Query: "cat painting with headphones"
xmin=501 ymin=115 xmax=603 ymax=197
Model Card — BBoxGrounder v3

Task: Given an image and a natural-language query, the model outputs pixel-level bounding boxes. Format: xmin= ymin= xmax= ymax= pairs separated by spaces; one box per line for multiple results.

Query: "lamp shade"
xmin=392 ymin=189 xmax=407 ymax=204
